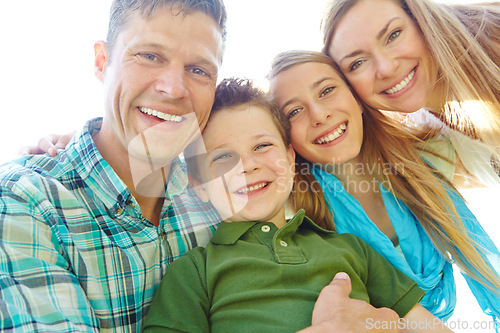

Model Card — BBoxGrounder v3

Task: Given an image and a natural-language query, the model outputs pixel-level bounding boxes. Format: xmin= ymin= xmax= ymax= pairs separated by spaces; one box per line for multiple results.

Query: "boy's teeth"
xmin=384 ymin=70 xmax=415 ymax=94
xmin=237 ymin=182 xmax=267 ymax=194
xmin=139 ymin=107 xmax=182 ymax=122
xmin=315 ymin=123 xmax=347 ymax=144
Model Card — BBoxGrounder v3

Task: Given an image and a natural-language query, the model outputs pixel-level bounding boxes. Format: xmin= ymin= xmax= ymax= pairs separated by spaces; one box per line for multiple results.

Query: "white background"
xmin=0 ymin=1 xmax=498 ymax=331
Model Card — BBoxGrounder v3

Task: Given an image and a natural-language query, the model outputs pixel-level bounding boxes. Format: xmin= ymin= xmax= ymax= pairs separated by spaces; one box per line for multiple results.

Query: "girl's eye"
xmin=320 ymin=86 xmax=335 ymax=97
xmin=349 ymin=60 xmax=363 ymax=72
xmin=287 ymin=108 xmax=302 ymax=119
xmin=388 ymin=30 xmax=401 ymax=43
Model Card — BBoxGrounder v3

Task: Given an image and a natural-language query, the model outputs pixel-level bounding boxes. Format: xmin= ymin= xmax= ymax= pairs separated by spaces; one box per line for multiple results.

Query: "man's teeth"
xmin=139 ymin=107 xmax=182 ymax=122
xmin=315 ymin=123 xmax=347 ymax=144
xmin=384 ymin=70 xmax=415 ymax=94
xmin=237 ymin=182 xmax=267 ymax=194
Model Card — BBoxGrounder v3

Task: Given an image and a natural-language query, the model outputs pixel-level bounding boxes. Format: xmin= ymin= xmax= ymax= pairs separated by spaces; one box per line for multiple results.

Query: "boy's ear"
xmin=188 ymin=175 xmax=211 ymax=203
xmin=94 ymin=40 xmax=108 ymax=82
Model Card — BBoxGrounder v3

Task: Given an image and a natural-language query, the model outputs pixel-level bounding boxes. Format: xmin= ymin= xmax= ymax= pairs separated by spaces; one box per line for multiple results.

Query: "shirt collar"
xmin=66 ymin=117 xmax=189 ymax=214
xmin=210 ymin=209 xmax=335 ymax=245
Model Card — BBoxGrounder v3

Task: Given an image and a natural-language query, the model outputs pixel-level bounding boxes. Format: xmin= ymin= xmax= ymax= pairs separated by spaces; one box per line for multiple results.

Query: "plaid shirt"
xmin=0 ymin=118 xmax=220 ymax=332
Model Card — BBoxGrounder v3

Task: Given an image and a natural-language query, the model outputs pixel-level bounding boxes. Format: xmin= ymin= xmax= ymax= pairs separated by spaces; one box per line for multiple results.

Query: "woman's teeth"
xmin=236 ymin=182 xmax=268 ymax=194
xmin=139 ymin=107 xmax=182 ymax=122
xmin=315 ymin=123 xmax=347 ymax=144
xmin=384 ymin=69 xmax=415 ymax=94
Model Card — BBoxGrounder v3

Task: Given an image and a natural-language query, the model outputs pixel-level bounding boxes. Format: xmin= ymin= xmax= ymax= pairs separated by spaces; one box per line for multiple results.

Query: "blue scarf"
xmin=312 ymin=166 xmax=500 ymax=325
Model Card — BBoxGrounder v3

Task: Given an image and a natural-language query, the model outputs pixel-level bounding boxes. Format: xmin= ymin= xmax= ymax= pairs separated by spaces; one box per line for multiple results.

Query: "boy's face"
xmin=194 ymin=105 xmax=295 ymax=226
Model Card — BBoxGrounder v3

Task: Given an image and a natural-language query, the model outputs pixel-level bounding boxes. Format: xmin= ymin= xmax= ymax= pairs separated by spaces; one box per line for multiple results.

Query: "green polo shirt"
xmin=143 ymin=210 xmax=424 ymax=332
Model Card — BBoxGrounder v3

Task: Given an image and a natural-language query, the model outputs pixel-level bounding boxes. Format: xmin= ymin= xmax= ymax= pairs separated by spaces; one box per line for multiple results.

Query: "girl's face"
xmin=196 ymin=105 xmax=295 ymax=227
xmin=271 ymin=62 xmax=364 ymax=165
xmin=327 ymin=0 xmax=440 ymax=113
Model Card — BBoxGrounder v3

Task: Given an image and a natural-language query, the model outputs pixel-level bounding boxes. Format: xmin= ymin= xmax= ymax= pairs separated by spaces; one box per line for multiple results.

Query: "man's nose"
xmin=155 ymin=65 xmax=189 ymax=99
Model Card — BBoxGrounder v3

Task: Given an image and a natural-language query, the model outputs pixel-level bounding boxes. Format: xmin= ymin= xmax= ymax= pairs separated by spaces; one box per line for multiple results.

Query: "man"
xmin=2 ymin=1 xmax=400 ymax=332
xmin=0 ymin=1 xmax=225 ymax=331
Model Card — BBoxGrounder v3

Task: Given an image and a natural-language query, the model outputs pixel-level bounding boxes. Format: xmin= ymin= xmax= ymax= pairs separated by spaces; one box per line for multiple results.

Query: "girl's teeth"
xmin=316 ymin=124 xmax=347 ymax=144
xmin=384 ymin=70 xmax=415 ymax=94
xmin=139 ymin=107 xmax=182 ymax=122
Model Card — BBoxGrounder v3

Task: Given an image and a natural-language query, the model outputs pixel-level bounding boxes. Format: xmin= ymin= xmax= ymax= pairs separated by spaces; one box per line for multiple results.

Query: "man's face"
xmin=96 ymin=6 xmax=224 ymax=164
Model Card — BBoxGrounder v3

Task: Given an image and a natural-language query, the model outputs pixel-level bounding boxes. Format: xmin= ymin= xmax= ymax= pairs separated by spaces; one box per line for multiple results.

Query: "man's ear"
xmin=94 ymin=40 xmax=108 ymax=82
xmin=188 ymin=175 xmax=211 ymax=203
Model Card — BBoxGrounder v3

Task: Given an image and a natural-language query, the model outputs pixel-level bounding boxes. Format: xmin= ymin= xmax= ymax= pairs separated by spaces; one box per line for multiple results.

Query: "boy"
xmin=142 ymin=78 xmax=452 ymax=332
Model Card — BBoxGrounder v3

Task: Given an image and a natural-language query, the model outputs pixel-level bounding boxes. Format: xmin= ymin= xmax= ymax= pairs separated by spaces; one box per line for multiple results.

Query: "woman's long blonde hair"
xmin=322 ymin=0 xmax=500 ymax=161
xmin=268 ymin=50 xmax=500 ymax=292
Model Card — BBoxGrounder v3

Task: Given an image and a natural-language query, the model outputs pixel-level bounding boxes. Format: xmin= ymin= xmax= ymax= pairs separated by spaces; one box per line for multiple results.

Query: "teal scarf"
xmin=312 ymin=166 xmax=499 ymax=325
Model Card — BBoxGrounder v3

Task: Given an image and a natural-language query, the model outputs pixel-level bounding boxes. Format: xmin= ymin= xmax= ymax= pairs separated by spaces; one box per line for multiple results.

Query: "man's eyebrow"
xmin=132 ymin=42 xmax=166 ymax=50
xmin=338 ymin=17 xmax=399 ymax=64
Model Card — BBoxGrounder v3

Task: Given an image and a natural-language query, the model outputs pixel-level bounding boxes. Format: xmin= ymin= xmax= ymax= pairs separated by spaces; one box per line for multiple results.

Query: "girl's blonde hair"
xmin=268 ymin=50 xmax=500 ymax=292
xmin=322 ymin=0 xmax=500 ymax=162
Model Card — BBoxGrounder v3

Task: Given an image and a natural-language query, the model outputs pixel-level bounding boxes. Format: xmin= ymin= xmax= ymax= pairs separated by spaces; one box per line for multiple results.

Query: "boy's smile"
xmin=195 ymin=104 xmax=295 ymax=227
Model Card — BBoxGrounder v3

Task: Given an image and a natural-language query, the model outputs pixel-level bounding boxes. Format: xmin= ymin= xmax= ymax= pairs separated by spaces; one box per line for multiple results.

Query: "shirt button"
xmin=261 ymin=225 xmax=271 ymax=232
xmin=116 ymin=207 xmax=123 ymax=215
xmin=280 ymin=240 xmax=288 ymax=247
xmin=129 ymin=202 xmax=136 ymax=208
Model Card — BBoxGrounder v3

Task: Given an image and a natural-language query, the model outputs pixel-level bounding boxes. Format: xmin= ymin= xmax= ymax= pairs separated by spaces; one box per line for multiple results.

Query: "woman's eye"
xmin=349 ymin=60 xmax=363 ymax=72
xmin=320 ymin=86 xmax=335 ymax=97
xmin=388 ymin=30 xmax=401 ymax=43
xmin=287 ymin=108 xmax=302 ymax=119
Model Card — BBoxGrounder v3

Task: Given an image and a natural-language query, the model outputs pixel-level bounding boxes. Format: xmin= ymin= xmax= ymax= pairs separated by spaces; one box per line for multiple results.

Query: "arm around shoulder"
xmin=402 ymin=305 xmax=453 ymax=333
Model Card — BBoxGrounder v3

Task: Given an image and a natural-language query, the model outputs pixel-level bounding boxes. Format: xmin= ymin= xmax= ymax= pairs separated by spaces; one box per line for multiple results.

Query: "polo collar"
xmin=210 ymin=209 xmax=335 ymax=245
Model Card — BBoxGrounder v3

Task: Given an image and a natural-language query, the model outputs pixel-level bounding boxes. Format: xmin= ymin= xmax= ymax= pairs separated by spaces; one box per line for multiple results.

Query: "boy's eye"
xmin=211 ymin=153 xmax=232 ymax=163
xmin=255 ymin=143 xmax=272 ymax=151
xmin=207 ymin=150 xmax=241 ymax=178
xmin=320 ymin=86 xmax=335 ymax=97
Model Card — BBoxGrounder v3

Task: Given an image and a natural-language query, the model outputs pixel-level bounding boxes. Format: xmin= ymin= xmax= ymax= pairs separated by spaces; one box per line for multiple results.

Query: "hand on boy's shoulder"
xmin=299 ymin=272 xmax=400 ymax=333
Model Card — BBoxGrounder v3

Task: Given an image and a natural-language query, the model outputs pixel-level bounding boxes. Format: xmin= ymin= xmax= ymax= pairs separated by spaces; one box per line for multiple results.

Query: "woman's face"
xmin=327 ymin=0 xmax=440 ymax=113
xmin=271 ymin=62 xmax=364 ymax=165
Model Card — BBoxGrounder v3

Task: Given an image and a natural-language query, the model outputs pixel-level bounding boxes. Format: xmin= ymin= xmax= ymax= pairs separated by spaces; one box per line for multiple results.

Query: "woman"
xmin=268 ymin=50 xmax=500 ymax=323
xmin=321 ymin=0 xmax=500 ymax=185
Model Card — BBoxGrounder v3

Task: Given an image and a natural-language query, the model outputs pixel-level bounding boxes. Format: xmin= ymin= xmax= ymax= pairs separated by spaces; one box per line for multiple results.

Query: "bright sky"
xmin=0 ymin=1 xmax=498 ymax=331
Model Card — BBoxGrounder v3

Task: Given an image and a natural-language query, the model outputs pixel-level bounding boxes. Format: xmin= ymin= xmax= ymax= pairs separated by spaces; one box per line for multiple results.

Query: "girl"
xmin=268 ymin=50 xmax=500 ymax=323
xmin=322 ymin=0 xmax=500 ymax=185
